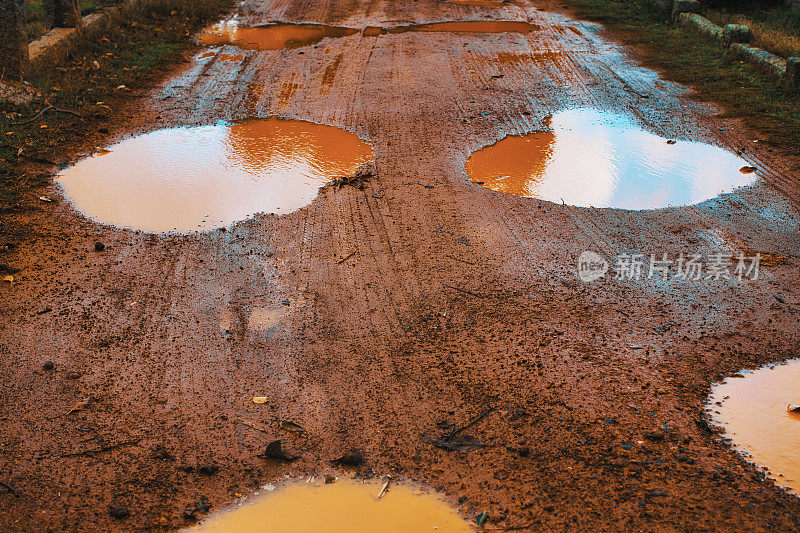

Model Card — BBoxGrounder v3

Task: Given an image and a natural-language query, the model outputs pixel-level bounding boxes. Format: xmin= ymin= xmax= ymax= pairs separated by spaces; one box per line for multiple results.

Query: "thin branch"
xmin=11 ymin=106 xmax=83 ymax=126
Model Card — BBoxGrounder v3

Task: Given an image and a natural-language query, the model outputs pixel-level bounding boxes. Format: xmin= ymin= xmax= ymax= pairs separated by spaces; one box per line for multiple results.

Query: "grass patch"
xmin=566 ymin=0 xmax=800 ymax=155
xmin=707 ymin=8 xmax=800 ymax=59
xmin=25 ymin=0 xmax=49 ymax=41
xmin=1 ymin=0 xmax=233 ymax=205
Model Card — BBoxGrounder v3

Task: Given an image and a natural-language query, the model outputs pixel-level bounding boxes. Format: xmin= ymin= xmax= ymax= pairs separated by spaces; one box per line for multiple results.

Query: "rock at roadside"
xmin=108 ymin=504 xmax=130 ymax=519
xmin=672 ymin=0 xmax=701 ymax=18
xmin=784 ymin=58 xmax=800 ymax=90
xmin=723 ymin=24 xmax=753 ymax=45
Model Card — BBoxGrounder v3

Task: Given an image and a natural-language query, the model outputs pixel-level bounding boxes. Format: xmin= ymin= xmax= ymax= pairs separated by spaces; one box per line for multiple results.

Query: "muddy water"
xmin=448 ymin=0 xmax=507 ymax=5
xmin=187 ymin=479 xmax=473 ymax=532
xmin=197 ymin=21 xmax=358 ymax=50
xmin=57 ymin=119 xmax=373 ymax=233
xmin=388 ymin=21 xmax=540 ymax=34
xmin=708 ymin=360 xmax=800 ymax=494
xmin=466 ymin=108 xmax=755 ymax=209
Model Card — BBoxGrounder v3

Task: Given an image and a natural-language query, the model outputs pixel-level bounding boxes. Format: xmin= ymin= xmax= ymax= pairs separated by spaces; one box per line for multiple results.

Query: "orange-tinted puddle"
xmin=449 ymin=0 xmax=507 ymax=6
xmin=388 ymin=21 xmax=540 ymax=34
xmin=186 ymin=479 xmax=473 ymax=532
xmin=197 ymin=21 xmax=359 ymax=50
xmin=465 ymin=108 xmax=755 ymax=209
xmin=708 ymin=360 xmax=800 ymax=495
xmin=57 ymin=118 xmax=373 ymax=233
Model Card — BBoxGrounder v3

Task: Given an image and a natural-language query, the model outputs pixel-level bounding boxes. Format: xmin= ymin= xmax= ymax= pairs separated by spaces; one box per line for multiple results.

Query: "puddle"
xmin=57 ymin=118 xmax=373 ymax=233
xmin=388 ymin=21 xmax=540 ymax=34
xmin=186 ymin=478 xmax=473 ymax=532
xmin=449 ymin=0 xmax=508 ymax=6
xmin=197 ymin=21 xmax=359 ymax=51
xmin=465 ymin=108 xmax=755 ymax=209
xmin=708 ymin=360 xmax=800 ymax=494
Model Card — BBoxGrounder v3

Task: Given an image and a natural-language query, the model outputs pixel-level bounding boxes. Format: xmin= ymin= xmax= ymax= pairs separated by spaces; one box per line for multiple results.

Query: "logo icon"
xmin=577 ymin=250 xmax=608 ymax=282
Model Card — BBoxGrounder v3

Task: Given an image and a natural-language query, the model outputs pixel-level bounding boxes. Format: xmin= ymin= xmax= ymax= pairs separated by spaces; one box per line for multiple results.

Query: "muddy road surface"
xmin=3 ymin=0 xmax=800 ymax=530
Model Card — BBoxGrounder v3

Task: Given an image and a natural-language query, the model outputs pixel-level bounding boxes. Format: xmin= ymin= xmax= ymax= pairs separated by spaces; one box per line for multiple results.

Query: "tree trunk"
xmin=53 ymin=0 xmax=81 ymax=28
xmin=0 ymin=0 xmax=29 ymax=79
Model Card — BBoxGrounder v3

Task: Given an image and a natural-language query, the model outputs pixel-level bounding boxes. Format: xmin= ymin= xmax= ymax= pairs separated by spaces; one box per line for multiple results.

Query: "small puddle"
xmin=186 ymin=479 xmax=473 ymax=532
xmin=449 ymin=0 xmax=508 ymax=6
xmin=197 ymin=21 xmax=359 ymax=51
xmin=57 ymin=118 xmax=373 ymax=233
xmin=708 ymin=360 xmax=800 ymax=494
xmin=465 ymin=108 xmax=755 ymax=209
xmin=388 ymin=21 xmax=540 ymax=34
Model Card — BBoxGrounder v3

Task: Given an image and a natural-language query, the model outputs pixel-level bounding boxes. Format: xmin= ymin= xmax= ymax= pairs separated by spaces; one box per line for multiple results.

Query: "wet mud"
xmin=4 ymin=0 xmax=800 ymax=531
xmin=465 ymin=108 xmax=755 ymax=209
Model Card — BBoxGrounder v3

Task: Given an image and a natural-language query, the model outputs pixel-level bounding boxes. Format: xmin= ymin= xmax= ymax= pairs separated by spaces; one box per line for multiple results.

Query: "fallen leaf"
xmin=68 ymin=397 xmax=92 ymax=414
xmin=280 ymin=420 xmax=305 ymax=433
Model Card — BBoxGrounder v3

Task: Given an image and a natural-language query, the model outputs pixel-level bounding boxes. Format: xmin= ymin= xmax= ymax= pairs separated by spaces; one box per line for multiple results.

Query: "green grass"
xmin=25 ymin=0 xmax=48 ymax=41
xmin=25 ymin=0 xmax=127 ymax=42
xmin=1 ymin=0 xmax=234 ymax=205
xmin=707 ymin=7 xmax=800 ymax=58
xmin=566 ymin=0 xmax=800 ymax=155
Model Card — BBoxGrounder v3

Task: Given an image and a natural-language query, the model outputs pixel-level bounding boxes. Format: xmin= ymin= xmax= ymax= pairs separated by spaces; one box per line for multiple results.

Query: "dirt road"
xmin=3 ymin=0 xmax=800 ymax=530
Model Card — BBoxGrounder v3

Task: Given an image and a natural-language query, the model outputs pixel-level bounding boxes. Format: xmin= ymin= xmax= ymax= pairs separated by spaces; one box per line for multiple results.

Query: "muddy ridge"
xmin=2 ymin=0 xmax=800 ymax=531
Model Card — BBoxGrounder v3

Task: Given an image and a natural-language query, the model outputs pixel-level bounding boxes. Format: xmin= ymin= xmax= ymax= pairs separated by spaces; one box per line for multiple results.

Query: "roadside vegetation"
xmin=565 ymin=0 xmax=800 ymax=157
xmin=707 ymin=5 xmax=800 ymax=59
xmin=25 ymin=0 xmax=119 ymax=41
xmin=1 ymin=0 xmax=233 ymax=205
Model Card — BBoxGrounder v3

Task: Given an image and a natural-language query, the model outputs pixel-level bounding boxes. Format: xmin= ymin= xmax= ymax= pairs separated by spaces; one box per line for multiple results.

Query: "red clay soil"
xmin=3 ymin=0 xmax=800 ymax=530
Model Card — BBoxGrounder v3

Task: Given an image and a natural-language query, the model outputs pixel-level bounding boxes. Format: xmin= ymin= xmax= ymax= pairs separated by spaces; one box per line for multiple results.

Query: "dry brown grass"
xmin=729 ymin=14 xmax=800 ymax=58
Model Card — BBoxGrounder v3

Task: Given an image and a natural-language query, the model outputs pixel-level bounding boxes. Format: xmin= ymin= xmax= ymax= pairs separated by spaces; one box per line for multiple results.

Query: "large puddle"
xmin=708 ymin=360 xmax=800 ymax=494
xmin=57 ymin=119 xmax=373 ymax=233
xmin=448 ymin=0 xmax=508 ymax=6
xmin=197 ymin=22 xmax=359 ymax=50
xmin=465 ymin=108 xmax=756 ymax=209
xmin=187 ymin=478 xmax=473 ymax=532
xmin=388 ymin=21 xmax=540 ymax=34
xmin=197 ymin=20 xmax=540 ymax=48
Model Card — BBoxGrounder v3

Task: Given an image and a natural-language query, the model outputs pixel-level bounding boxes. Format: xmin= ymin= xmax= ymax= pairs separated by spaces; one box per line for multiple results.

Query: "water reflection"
xmin=186 ymin=479 xmax=473 ymax=533
xmin=57 ymin=119 xmax=373 ymax=232
xmin=198 ymin=21 xmax=359 ymax=51
xmin=708 ymin=360 xmax=800 ymax=495
xmin=466 ymin=108 xmax=756 ymax=209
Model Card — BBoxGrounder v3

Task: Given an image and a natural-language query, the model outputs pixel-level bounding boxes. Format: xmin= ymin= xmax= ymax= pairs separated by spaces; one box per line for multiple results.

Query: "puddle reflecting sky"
xmin=709 ymin=360 xmax=800 ymax=495
xmin=466 ymin=108 xmax=755 ymax=209
xmin=388 ymin=21 xmax=540 ymax=34
xmin=187 ymin=479 xmax=473 ymax=532
xmin=57 ymin=119 xmax=373 ymax=233
xmin=448 ymin=0 xmax=507 ymax=6
xmin=197 ymin=22 xmax=358 ymax=50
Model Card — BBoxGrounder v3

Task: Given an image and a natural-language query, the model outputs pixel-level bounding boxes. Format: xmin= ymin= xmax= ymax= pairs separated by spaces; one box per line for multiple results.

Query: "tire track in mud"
xmin=3 ymin=0 xmax=800 ymax=530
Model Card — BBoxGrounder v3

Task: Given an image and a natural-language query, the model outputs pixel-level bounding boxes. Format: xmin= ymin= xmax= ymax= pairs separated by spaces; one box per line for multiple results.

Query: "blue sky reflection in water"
xmin=466 ymin=108 xmax=755 ymax=210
